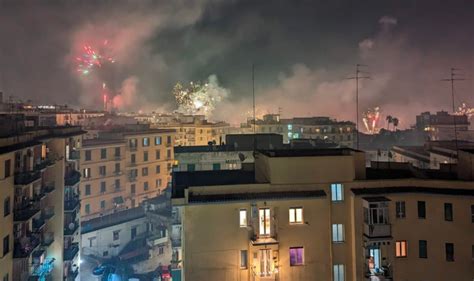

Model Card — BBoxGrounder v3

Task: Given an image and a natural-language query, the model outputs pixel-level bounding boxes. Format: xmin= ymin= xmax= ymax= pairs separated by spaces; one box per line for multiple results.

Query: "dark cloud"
xmin=0 ymin=0 xmax=472 ymax=127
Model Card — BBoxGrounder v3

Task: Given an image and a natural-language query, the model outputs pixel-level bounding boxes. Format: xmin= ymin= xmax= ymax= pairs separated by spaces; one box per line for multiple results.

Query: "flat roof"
xmin=258 ymin=148 xmax=358 ymax=157
xmin=174 ymin=144 xmax=235 ymax=153
xmin=81 ymin=207 xmax=145 ymax=234
xmin=122 ymin=129 xmax=176 ymax=136
xmin=352 ymin=186 xmax=474 ymax=196
xmin=82 ymin=139 xmax=126 ymax=147
xmin=189 ymin=190 xmax=326 ymax=204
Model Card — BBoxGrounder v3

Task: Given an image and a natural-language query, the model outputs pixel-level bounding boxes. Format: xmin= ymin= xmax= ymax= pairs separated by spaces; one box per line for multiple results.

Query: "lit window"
xmin=239 ymin=209 xmax=247 ymax=227
xmin=289 ymin=207 xmax=303 ymax=224
xmin=395 ymin=240 xmax=407 ymax=257
xmin=143 ymin=137 xmax=149 ymax=147
xmin=289 ymin=247 xmax=304 ymax=266
xmin=333 ymin=264 xmax=345 ymax=281
xmin=332 ymin=224 xmax=344 ymax=242
xmin=83 ymin=168 xmax=91 ymax=178
xmin=331 ymin=184 xmax=344 ymax=202
xmin=155 ymin=137 xmax=162 ymax=145
xmin=396 ymin=201 xmax=406 ymax=218
xmin=259 ymin=208 xmax=271 ymax=236
xmin=240 ymin=250 xmax=248 ymax=269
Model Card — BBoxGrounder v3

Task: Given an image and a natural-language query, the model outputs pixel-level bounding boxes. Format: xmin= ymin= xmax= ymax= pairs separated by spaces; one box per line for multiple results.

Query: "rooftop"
xmin=189 ymin=190 xmax=326 ymax=204
xmin=82 ymin=138 xmax=126 ymax=147
xmin=258 ymin=148 xmax=359 ymax=157
xmin=174 ymin=144 xmax=235 ymax=153
xmin=81 ymin=207 xmax=145 ymax=234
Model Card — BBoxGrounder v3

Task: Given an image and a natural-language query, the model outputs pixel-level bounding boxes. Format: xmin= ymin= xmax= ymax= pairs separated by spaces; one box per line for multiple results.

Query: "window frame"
xmin=419 ymin=240 xmax=427 ymax=258
xmin=417 ymin=201 xmax=426 ymax=219
xmin=289 ymin=207 xmax=303 ymax=224
xmin=332 ymin=224 xmax=344 ymax=243
xmin=331 ymin=183 xmax=344 ymax=202
xmin=239 ymin=209 xmax=248 ymax=228
xmin=100 ymin=148 xmax=107 ymax=159
xmin=395 ymin=240 xmax=408 ymax=258
xmin=445 ymin=243 xmax=454 ymax=262
xmin=240 ymin=250 xmax=248 ymax=269
xmin=333 ymin=264 xmax=345 ymax=281
xmin=85 ymin=184 xmax=91 ymax=196
xmin=444 ymin=203 xmax=453 ymax=221
xmin=289 ymin=247 xmax=304 ymax=266
xmin=395 ymin=201 xmax=406 ymax=219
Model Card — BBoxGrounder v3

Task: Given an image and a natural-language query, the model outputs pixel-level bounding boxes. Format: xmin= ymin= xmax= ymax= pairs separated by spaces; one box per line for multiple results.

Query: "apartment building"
xmin=157 ymin=121 xmax=230 ymax=146
xmin=171 ymin=148 xmax=474 ymax=281
xmin=0 ymin=125 xmax=84 ymax=281
xmin=415 ymin=111 xmax=474 ymax=141
xmin=79 ymin=128 xmax=175 ymax=221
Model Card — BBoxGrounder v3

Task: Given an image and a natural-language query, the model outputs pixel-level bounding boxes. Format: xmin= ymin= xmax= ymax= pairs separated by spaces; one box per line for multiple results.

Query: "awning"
xmin=113 ymin=196 xmax=124 ymax=204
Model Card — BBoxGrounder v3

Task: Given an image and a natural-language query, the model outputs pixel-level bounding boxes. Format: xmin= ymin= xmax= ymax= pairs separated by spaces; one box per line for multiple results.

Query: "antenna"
xmin=346 ymin=64 xmax=371 ymax=149
xmin=252 ymin=63 xmax=257 ymax=152
xmin=441 ymin=67 xmax=466 ymax=153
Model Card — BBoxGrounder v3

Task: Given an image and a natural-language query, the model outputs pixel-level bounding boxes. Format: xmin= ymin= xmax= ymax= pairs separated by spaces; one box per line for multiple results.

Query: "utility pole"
xmin=346 ymin=64 xmax=371 ymax=149
xmin=441 ymin=68 xmax=465 ymax=154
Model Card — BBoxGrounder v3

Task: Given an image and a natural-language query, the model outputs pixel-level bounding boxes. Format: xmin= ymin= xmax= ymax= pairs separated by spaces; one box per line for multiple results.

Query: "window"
xmin=85 ymin=204 xmax=90 ymax=214
xmin=88 ymin=237 xmax=97 ymax=247
xmin=167 ymin=136 xmax=172 ymax=144
xmin=143 ymin=137 xmax=149 ymax=147
xmin=156 ymin=179 xmax=162 ymax=188
xmin=331 ymin=183 xmax=344 ymax=201
xmin=83 ymin=168 xmax=91 ymax=178
xmin=239 ymin=209 xmax=247 ymax=227
xmin=395 ymin=201 xmax=406 ymax=218
xmin=85 ymin=150 xmax=91 ymax=161
xmin=3 ymin=197 xmax=10 ymax=217
xmin=103 ymin=251 xmax=108 ymax=257
xmin=445 ymin=243 xmax=454 ymax=261
xmin=100 ymin=200 xmax=105 ymax=210
xmin=131 ymin=154 xmax=136 ymax=163
xmin=333 ymin=264 xmax=345 ymax=281
xmin=167 ymin=149 xmax=171 ymax=159
xmin=114 ymin=147 xmax=121 ymax=157
xmin=419 ymin=240 xmax=427 ymax=258
xmin=3 ymin=235 xmax=9 ymax=256
xmin=4 ymin=159 xmax=11 ymax=178
xmin=3 ymin=273 xmax=9 ymax=281
xmin=100 ymin=182 xmax=106 ymax=193
xmin=144 ymin=151 xmax=148 ymax=162
xmin=115 ymin=179 xmax=120 ymax=190
xmin=155 ymin=137 xmax=162 ymax=145
xmin=100 ymin=148 xmax=107 ymax=159
xmin=113 ymin=230 xmax=120 ymax=241
xmin=332 ymin=224 xmax=344 ymax=242
xmin=289 ymin=207 xmax=303 ymax=224
xmin=472 ymin=205 xmax=474 ymax=223
xmin=158 ymin=246 xmax=164 ymax=255
xmin=417 ymin=201 xmax=426 ymax=219
xmin=212 ymin=163 xmax=221 ymax=171
xmin=131 ymin=227 xmax=137 ymax=240
xmin=240 ymin=250 xmax=248 ymax=269
xmin=144 ymin=182 xmax=149 ymax=191
xmin=167 ymin=163 xmax=172 ymax=171
xmin=99 ymin=166 xmax=106 ymax=176
xmin=444 ymin=203 xmax=453 ymax=221
xmin=289 ymin=247 xmax=304 ymax=266
xmin=395 ymin=240 xmax=407 ymax=257
xmin=129 ymin=138 xmax=137 ymax=148
xmin=142 ymin=167 xmax=148 ymax=176
xmin=115 ymin=163 xmax=120 ymax=174
xmin=259 ymin=208 xmax=271 ymax=236
xmin=131 ymin=184 xmax=136 ymax=194
xmin=155 ymin=150 xmax=161 ymax=160
xmin=156 ymin=165 xmax=161 ymax=174
xmin=85 ymin=184 xmax=91 ymax=196
xmin=187 ymin=164 xmax=195 ymax=172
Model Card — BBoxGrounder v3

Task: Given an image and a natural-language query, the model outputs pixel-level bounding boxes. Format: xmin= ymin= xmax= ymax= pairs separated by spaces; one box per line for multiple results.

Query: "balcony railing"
xmin=64 ymin=198 xmax=80 ymax=212
xmin=30 ymin=257 xmax=55 ymax=280
xmin=171 ymin=238 xmax=182 ymax=248
xmin=14 ymin=202 xmax=41 ymax=221
xmin=44 ymin=184 xmax=55 ymax=194
xmin=13 ymin=234 xmax=40 ymax=258
xmin=69 ymin=150 xmax=80 ymax=160
xmin=63 ymin=243 xmax=79 ymax=261
xmin=64 ymin=221 xmax=80 ymax=236
xmin=66 ymin=267 xmax=79 ymax=281
xmin=43 ymin=207 xmax=55 ymax=220
xmin=14 ymin=171 xmax=41 ymax=185
xmin=65 ymin=171 xmax=81 ymax=186
xmin=363 ymin=223 xmax=392 ymax=238
xmin=32 ymin=217 xmax=46 ymax=232
xmin=34 ymin=158 xmax=52 ymax=171
xmin=41 ymin=232 xmax=54 ymax=247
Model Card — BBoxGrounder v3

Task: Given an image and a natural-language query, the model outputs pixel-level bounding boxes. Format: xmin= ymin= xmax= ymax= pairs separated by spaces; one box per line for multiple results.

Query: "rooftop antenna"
xmin=441 ymin=67 xmax=466 ymax=154
xmin=346 ymin=64 xmax=371 ymax=149
xmin=252 ymin=63 xmax=257 ymax=151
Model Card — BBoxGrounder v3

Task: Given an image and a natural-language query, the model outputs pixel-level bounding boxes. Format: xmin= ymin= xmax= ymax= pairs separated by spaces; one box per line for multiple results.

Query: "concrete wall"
xmin=0 ymin=152 xmax=14 ymax=281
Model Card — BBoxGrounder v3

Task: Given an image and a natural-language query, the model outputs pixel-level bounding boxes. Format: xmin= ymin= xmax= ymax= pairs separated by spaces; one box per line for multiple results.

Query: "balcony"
xmin=41 ymin=232 xmax=54 ymax=247
xmin=43 ymin=207 xmax=55 ymax=220
xmin=128 ymin=146 xmax=138 ymax=152
xmin=30 ymin=257 xmax=55 ymax=281
xmin=128 ymin=175 xmax=137 ymax=182
xmin=14 ymin=202 xmax=41 ymax=222
xmin=44 ymin=184 xmax=55 ymax=194
xmin=66 ymin=267 xmax=79 ymax=281
xmin=64 ymin=197 xmax=80 ymax=212
xmin=363 ymin=223 xmax=392 ymax=238
xmin=147 ymin=233 xmax=168 ymax=247
xmin=64 ymin=221 xmax=80 ymax=236
xmin=63 ymin=243 xmax=79 ymax=261
xmin=69 ymin=150 xmax=80 ymax=160
xmin=65 ymin=171 xmax=81 ymax=186
xmin=32 ymin=217 xmax=46 ymax=232
xmin=14 ymin=171 xmax=41 ymax=186
xmin=13 ymin=234 xmax=40 ymax=258
xmin=171 ymin=238 xmax=182 ymax=248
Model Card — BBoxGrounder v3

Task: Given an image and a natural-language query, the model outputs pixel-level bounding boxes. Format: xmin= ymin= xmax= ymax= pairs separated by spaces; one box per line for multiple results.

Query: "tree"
xmin=386 ymin=115 xmax=393 ymax=131
xmin=392 ymin=118 xmax=399 ymax=131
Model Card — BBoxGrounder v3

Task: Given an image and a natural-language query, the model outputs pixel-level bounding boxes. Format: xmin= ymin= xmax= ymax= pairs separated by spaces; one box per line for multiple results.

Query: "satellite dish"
xmin=238 ymin=153 xmax=246 ymax=162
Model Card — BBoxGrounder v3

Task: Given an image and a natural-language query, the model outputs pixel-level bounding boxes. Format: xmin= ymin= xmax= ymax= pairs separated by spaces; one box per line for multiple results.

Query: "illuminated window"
xmin=445 ymin=243 xmax=454 ymax=261
xmin=289 ymin=247 xmax=304 ymax=266
xmin=395 ymin=240 xmax=407 ymax=257
xmin=333 ymin=264 xmax=345 ymax=281
xmin=396 ymin=201 xmax=406 ymax=218
xmin=288 ymin=124 xmax=293 ymax=130
xmin=83 ymin=168 xmax=91 ymax=178
xmin=332 ymin=224 xmax=344 ymax=242
xmin=331 ymin=183 xmax=344 ymax=202
xmin=155 ymin=137 xmax=162 ymax=145
xmin=289 ymin=207 xmax=303 ymax=224
xmin=240 ymin=250 xmax=248 ymax=269
xmin=143 ymin=137 xmax=149 ymax=147
xmin=259 ymin=208 xmax=271 ymax=236
xmin=239 ymin=209 xmax=247 ymax=227
xmin=444 ymin=203 xmax=453 ymax=221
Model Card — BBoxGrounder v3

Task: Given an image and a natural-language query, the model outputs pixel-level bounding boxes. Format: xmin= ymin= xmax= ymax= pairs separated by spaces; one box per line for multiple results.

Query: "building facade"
xmin=172 ymin=148 xmax=474 ymax=281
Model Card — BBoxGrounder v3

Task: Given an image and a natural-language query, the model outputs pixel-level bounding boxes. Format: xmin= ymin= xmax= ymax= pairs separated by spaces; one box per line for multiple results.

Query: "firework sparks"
xmin=455 ymin=102 xmax=474 ymax=119
xmin=362 ymin=107 xmax=381 ymax=134
xmin=173 ymin=75 xmax=228 ymax=117
xmin=75 ymin=40 xmax=115 ymax=76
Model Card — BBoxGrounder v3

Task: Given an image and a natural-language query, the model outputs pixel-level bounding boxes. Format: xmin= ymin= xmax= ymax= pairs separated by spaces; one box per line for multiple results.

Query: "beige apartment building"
xmin=172 ymin=148 xmax=474 ymax=281
xmin=156 ymin=120 xmax=230 ymax=146
xmin=0 ymin=124 xmax=84 ymax=281
xmin=79 ymin=128 xmax=175 ymax=221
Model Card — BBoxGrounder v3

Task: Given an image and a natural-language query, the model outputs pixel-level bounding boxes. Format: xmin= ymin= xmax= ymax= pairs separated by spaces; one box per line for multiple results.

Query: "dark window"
xmin=213 ymin=163 xmax=221 ymax=171
xmin=144 ymin=182 xmax=149 ymax=191
xmin=115 ymin=163 xmax=120 ymax=174
xmin=3 ymin=197 xmax=10 ymax=217
xmin=240 ymin=250 xmax=248 ymax=269
xmin=3 ymin=273 xmax=9 ymax=281
xmin=4 ymin=159 xmax=11 ymax=178
xmin=103 ymin=251 xmax=108 ymax=257
xmin=99 ymin=166 xmax=106 ymax=176
xmin=289 ymin=247 xmax=304 ymax=266
xmin=85 ymin=150 xmax=91 ymax=161
xmin=167 ymin=149 xmax=171 ymax=159
xmin=156 ymin=165 xmax=161 ymax=174
xmin=114 ymin=147 xmax=121 ymax=157
xmin=131 ymin=184 xmax=136 ymax=194
xmin=471 ymin=205 xmax=474 ymax=223
xmin=187 ymin=164 xmax=195 ymax=172
xmin=444 ymin=203 xmax=453 ymax=221
xmin=419 ymin=240 xmax=427 ymax=258
xmin=85 ymin=204 xmax=90 ymax=214
xmin=417 ymin=201 xmax=426 ymax=219
xmin=142 ymin=167 xmax=148 ymax=176
xmin=100 ymin=200 xmax=105 ymax=209
xmin=131 ymin=154 xmax=136 ymax=163
xmin=100 ymin=148 xmax=107 ymax=159
xmin=131 ymin=227 xmax=137 ymax=240
xmin=85 ymin=184 xmax=91 ymax=196
xmin=445 ymin=243 xmax=454 ymax=261
xmin=144 ymin=151 xmax=148 ymax=162
xmin=100 ymin=182 xmax=106 ymax=193
xmin=155 ymin=150 xmax=161 ymax=160
xmin=115 ymin=179 xmax=120 ymax=190
xmin=167 ymin=136 xmax=172 ymax=144
xmin=113 ymin=231 xmax=120 ymax=241
xmin=396 ymin=201 xmax=406 ymax=218
xmin=3 ymin=235 xmax=9 ymax=256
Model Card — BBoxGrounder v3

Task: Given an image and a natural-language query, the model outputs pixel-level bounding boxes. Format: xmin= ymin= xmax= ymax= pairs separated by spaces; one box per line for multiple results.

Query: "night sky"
xmin=0 ymin=0 xmax=473 ymax=126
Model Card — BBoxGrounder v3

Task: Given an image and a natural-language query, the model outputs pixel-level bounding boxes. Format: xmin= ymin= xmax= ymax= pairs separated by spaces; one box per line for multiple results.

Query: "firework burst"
xmin=362 ymin=107 xmax=381 ymax=134
xmin=455 ymin=102 xmax=474 ymax=119
xmin=75 ymin=40 xmax=115 ymax=76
